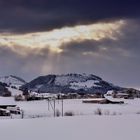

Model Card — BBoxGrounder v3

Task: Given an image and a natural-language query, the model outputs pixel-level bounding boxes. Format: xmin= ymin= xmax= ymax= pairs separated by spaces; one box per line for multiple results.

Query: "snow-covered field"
xmin=1 ymin=88 xmax=140 ymax=140
xmin=0 ymin=115 xmax=140 ymax=140
xmin=14 ymin=98 xmax=140 ymax=118
xmin=4 ymin=87 xmax=140 ymax=117
xmin=0 ymin=98 xmax=140 ymax=140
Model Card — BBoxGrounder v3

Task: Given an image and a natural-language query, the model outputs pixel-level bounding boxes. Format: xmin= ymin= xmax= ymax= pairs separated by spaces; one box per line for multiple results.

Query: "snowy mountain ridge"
xmin=0 ymin=75 xmax=26 ymax=89
xmin=21 ymin=73 xmax=122 ymax=94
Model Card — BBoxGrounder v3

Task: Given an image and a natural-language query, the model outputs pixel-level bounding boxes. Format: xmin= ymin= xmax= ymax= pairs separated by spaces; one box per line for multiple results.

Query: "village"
xmin=0 ymin=85 xmax=140 ymax=118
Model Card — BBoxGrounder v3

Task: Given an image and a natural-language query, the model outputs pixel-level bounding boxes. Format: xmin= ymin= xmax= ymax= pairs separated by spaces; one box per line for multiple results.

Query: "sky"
xmin=0 ymin=0 xmax=140 ymax=88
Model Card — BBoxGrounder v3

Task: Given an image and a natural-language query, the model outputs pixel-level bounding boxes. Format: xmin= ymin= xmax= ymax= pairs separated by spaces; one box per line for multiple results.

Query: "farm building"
xmin=115 ymin=93 xmax=130 ymax=98
xmin=0 ymin=97 xmax=21 ymax=116
xmin=0 ymin=97 xmax=16 ymax=109
xmin=82 ymin=97 xmax=124 ymax=104
xmin=106 ymin=90 xmax=130 ymax=99
xmin=82 ymin=98 xmax=107 ymax=104
xmin=0 ymin=108 xmax=10 ymax=116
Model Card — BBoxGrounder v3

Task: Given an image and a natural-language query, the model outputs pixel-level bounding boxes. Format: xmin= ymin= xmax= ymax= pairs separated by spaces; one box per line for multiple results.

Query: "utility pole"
xmin=47 ymin=97 xmax=63 ymax=118
xmin=62 ymin=98 xmax=64 ymax=117
xmin=21 ymin=110 xmax=24 ymax=119
xmin=47 ymin=99 xmax=50 ymax=111
xmin=54 ymin=99 xmax=56 ymax=117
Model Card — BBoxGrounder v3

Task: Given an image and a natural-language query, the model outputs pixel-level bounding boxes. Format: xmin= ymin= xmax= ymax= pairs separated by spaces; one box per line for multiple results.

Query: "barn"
xmin=0 ymin=97 xmax=16 ymax=109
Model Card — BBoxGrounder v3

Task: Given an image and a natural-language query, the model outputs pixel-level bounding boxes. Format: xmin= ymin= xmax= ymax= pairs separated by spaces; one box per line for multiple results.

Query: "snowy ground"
xmin=14 ymin=98 xmax=140 ymax=118
xmin=0 ymin=98 xmax=140 ymax=140
xmin=0 ymin=115 xmax=140 ymax=140
xmin=1 ymin=88 xmax=140 ymax=140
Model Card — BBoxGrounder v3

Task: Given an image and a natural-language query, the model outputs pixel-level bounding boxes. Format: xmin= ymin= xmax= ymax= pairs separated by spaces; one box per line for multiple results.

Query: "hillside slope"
xmin=21 ymin=73 xmax=122 ymax=94
xmin=0 ymin=75 xmax=26 ymax=89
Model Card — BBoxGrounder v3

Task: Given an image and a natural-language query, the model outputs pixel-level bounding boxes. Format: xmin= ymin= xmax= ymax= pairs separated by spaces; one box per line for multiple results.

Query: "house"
xmin=106 ymin=90 xmax=130 ymax=99
xmin=0 ymin=97 xmax=21 ymax=115
xmin=0 ymin=97 xmax=16 ymax=109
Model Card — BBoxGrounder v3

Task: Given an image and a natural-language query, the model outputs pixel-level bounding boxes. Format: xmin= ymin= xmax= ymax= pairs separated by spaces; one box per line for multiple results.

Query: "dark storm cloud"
xmin=55 ymin=20 xmax=140 ymax=88
xmin=1 ymin=19 xmax=140 ymax=88
xmin=59 ymin=19 xmax=140 ymax=57
xmin=0 ymin=0 xmax=140 ymax=33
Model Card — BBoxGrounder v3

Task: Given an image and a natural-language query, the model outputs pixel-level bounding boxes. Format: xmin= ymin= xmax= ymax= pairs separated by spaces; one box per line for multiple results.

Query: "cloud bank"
xmin=0 ymin=1 xmax=140 ymax=88
xmin=0 ymin=19 xmax=140 ymax=88
xmin=0 ymin=0 xmax=139 ymax=33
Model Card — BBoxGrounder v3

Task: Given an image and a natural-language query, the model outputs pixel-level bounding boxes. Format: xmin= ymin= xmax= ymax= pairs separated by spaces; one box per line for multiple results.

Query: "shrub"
xmin=56 ymin=109 xmax=61 ymax=117
xmin=94 ymin=108 xmax=102 ymax=115
xmin=14 ymin=94 xmax=24 ymax=101
xmin=136 ymin=111 xmax=140 ymax=115
xmin=64 ymin=111 xmax=74 ymax=116
xmin=112 ymin=112 xmax=117 ymax=116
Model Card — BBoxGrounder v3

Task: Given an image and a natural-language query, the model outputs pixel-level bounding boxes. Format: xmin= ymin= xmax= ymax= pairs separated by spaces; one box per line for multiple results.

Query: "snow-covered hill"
xmin=21 ymin=73 xmax=122 ymax=94
xmin=0 ymin=75 xmax=26 ymax=89
xmin=7 ymin=87 xmax=23 ymax=96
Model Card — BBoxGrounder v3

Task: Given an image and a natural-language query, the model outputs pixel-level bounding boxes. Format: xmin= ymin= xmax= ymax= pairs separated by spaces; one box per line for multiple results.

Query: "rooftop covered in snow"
xmin=0 ymin=97 xmax=16 ymax=108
